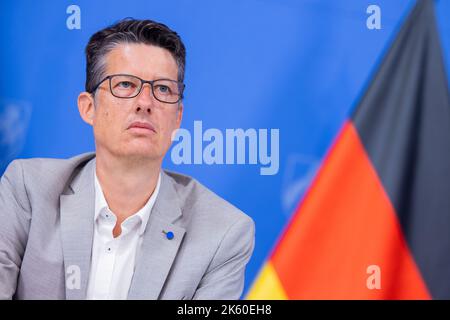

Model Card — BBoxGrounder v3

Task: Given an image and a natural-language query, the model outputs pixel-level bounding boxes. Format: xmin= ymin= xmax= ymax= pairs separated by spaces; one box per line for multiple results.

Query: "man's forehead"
xmin=105 ymin=43 xmax=178 ymax=80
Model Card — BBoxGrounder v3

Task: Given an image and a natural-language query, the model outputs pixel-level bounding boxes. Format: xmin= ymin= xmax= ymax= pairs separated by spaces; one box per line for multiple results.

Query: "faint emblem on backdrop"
xmin=281 ymin=153 xmax=320 ymax=217
xmin=0 ymin=99 xmax=32 ymax=173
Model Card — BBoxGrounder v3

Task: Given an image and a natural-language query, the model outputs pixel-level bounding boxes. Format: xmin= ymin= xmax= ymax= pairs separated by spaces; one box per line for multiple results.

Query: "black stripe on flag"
xmin=351 ymin=0 xmax=450 ymax=299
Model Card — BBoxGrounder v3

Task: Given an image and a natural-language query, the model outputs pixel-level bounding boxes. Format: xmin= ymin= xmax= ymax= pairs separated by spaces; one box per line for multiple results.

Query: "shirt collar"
xmin=94 ymin=170 xmax=162 ymax=236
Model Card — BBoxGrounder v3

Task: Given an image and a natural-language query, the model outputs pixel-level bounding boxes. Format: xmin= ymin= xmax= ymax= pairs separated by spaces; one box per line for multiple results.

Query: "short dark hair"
xmin=85 ymin=18 xmax=186 ymax=93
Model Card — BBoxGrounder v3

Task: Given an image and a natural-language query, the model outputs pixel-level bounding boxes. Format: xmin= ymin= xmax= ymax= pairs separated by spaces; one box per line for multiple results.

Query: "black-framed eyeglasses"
xmin=90 ymin=74 xmax=185 ymax=104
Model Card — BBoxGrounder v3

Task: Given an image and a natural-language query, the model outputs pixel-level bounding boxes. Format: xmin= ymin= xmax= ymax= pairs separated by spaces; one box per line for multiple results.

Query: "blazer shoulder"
xmin=5 ymin=152 xmax=95 ymax=195
xmin=162 ymin=169 xmax=254 ymax=229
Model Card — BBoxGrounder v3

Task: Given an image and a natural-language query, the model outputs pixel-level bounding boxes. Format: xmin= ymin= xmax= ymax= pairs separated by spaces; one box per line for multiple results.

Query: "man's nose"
xmin=135 ymin=83 xmax=155 ymax=113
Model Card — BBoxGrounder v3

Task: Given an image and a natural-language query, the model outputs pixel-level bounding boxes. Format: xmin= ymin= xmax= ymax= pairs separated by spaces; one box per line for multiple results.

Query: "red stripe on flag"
xmin=271 ymin=121 xmax=431 ymax=299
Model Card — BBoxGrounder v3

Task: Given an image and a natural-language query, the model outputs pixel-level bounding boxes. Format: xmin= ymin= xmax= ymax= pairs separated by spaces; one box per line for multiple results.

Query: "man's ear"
xmin=176 ymin=103 xmax=183 ymax=128
xmin=78 ymin=92 xmax=96 ymax=126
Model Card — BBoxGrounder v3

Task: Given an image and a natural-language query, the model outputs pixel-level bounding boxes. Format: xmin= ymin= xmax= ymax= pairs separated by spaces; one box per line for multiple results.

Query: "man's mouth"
xmin=127 ymin=121 xmax=156 ymax=133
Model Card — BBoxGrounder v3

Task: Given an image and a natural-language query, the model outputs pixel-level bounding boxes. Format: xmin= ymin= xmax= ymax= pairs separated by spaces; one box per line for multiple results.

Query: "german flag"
xmin=248 ymin=0 xmax=450 ymax=299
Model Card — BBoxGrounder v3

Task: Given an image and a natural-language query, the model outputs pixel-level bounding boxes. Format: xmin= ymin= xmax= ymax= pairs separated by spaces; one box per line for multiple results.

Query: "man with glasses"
xmin=0 ymin=19 xmax=255 ymax=300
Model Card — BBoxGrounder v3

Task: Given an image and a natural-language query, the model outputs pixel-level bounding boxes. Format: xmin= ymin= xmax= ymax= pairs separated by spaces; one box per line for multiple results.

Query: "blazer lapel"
xmin=128 ymin=171 xmax=186 ymax=300
xmin=60 ymin=158 xmax=96 ymax=300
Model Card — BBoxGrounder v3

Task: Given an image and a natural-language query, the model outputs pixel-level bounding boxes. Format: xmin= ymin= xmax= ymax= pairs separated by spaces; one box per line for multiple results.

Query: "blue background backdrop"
xmin=1 ymin=0 xmax=450 ymax=296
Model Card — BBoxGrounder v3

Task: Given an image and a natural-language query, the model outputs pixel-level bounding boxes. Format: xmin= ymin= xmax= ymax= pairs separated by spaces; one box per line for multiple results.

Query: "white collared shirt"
xmin=86 ymin=170 xmax=161 ymax=300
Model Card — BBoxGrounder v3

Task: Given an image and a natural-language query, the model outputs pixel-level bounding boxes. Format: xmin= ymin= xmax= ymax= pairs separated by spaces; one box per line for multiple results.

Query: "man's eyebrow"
xmin=109 ymin=72 xmax=178 ymax=80
xmin=150 ymin=74 xmax=178 ymax=80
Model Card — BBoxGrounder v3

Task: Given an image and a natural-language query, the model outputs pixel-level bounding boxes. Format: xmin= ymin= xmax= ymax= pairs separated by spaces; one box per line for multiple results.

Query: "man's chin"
xmin=116 ymin=148 xmax=161 ymax=162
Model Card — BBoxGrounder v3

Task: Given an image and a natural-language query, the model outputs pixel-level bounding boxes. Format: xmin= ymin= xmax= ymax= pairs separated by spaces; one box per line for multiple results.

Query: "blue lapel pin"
xmin=163 ymin=230 xmax=174 ymax=240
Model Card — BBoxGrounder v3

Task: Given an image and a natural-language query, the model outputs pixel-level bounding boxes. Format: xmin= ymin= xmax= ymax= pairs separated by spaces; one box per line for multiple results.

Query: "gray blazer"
xmin=0 ymin=152 xmax=255 ymax=300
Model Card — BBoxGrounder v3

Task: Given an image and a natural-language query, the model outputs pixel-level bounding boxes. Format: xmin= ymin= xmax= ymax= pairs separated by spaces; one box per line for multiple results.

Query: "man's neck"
xmin=95 ymin=150 xmax=161 ymax=224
